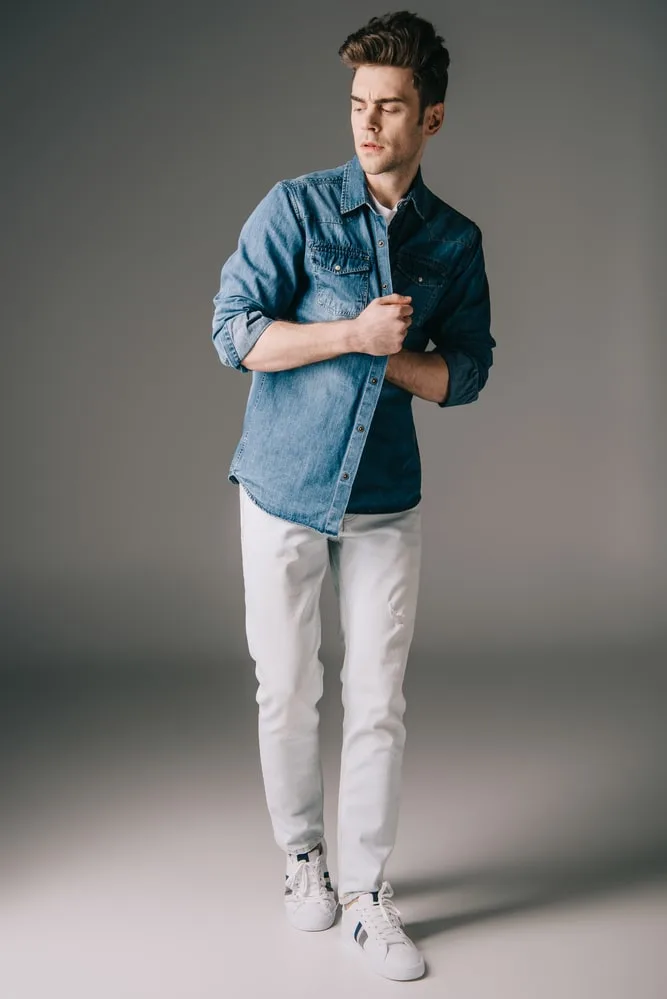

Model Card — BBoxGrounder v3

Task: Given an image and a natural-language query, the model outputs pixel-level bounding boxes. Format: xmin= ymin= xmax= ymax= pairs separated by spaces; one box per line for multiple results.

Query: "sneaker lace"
xmin=360 ymin=881 xmax=406 ymax=943
xmin=286 ymin=855 xmax=331 ymax=901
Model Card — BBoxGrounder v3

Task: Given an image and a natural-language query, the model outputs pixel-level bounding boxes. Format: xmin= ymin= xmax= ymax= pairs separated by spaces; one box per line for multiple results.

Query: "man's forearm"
xmin=242 ymin=319 xmax=356 ymax=371
xmin=242 ymin=323 xmax=449 ymax=404
xmin=384 ymin=348 xmax=450 ymax=403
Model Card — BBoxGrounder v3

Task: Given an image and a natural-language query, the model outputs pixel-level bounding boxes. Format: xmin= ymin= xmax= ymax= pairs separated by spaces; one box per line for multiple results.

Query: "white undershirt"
xmin=366 ymin=186 xmax=399 ymax=227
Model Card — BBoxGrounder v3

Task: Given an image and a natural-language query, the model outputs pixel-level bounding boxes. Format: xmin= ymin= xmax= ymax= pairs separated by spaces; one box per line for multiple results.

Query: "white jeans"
xmin=238 ymin=484 xmax=422 ymax=905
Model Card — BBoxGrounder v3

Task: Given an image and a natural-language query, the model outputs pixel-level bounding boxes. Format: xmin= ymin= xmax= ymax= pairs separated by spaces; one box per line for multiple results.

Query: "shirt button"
xmin=357 ymin=425 xmax=365 ymax=432
xmin=382 ymin=283 xmax=387 ymax=289
xmin=334 ymin=264 xmax=341 ymax=271
xmin=370 ymin=377 xmax=377 ymax=384
xmin=378 ymin=240 xmax=384 ymax=246
xmin=342 ymin=472 xmax=349 ymax=480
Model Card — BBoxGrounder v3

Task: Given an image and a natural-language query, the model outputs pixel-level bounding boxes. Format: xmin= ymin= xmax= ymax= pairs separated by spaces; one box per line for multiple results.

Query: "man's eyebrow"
xmin=350 ymin=94 xmax=408 ymax=104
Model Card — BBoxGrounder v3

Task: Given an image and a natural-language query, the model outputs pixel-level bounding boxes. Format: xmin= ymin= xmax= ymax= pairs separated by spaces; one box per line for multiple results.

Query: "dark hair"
xmin=338 ymin=11 xmax=450 ymax=124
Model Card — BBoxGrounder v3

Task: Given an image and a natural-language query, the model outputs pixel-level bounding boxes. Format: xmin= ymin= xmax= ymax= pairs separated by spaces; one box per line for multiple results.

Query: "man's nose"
xmin=360 ymin=109 xmax=380 ymax=127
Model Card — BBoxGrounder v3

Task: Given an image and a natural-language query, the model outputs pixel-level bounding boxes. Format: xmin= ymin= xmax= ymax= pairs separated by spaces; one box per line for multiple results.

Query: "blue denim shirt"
xmin=211 ymin=152 xmax=495 ymax=537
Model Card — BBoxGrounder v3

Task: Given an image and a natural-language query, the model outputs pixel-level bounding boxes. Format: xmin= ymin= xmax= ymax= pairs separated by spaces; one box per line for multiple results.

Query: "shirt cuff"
xmin=434 ymin=347 xmax=480 ymax=407
xmin=218 ymin=310 xmax=276 ymax=372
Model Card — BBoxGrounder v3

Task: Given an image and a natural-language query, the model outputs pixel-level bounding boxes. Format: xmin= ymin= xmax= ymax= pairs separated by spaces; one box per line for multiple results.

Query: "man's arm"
xmin=242 ymin=318 xmax=356 ymax=371
xmin=414 ymin=226 xmax=495 ymax=407
xmin=212 ymin=179 xmax=365 ymax=373
xmin=211 ymin=181 xmax=301 ymax=371
xmin=384 ymin=348 xmax=450 ymax=403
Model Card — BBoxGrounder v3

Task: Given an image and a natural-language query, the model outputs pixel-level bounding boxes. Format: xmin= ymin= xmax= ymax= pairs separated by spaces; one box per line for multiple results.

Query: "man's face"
xmin=350 ymin=64 xmax=442 ymax=176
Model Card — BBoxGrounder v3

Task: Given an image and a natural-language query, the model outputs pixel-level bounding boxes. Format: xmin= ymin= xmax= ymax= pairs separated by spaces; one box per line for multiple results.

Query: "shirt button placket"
xmin=335 ymin=215 xmax=387 ymax=504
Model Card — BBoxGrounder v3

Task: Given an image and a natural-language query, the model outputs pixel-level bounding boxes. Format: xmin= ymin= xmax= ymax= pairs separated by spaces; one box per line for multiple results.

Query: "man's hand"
xmin=348 ymin=294 xmax=413 ymax=355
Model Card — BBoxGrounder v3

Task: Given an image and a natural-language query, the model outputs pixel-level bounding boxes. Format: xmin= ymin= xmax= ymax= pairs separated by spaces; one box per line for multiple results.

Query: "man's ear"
xmin=429 ymin=101 xmax=445 ymax=133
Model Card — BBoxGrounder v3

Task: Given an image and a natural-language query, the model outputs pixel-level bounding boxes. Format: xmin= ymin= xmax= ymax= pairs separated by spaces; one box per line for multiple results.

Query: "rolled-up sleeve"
xmin=427 ymin=227 xmax=496 ymax=406
xmin=211 ymin=180 xmax=303 ymax=372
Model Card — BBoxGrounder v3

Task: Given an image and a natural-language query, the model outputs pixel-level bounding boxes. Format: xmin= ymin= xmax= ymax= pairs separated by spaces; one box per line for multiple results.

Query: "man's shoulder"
xmin=267 ymin=162 xmax=346 ymax=220
xmin=281 ymin=161 xmax=345 ymax=187
xmin=424 ymin=187 xmax=482 ymax=249
xmin=267 ymin=160 xmax=482 ymax=249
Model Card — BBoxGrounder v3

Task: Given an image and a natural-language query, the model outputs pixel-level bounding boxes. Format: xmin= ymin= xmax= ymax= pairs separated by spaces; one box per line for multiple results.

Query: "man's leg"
xmin=239 ymin=484 xmax=330 ymax=854
xmin=328 ymin=504 xmax=422 ymax=906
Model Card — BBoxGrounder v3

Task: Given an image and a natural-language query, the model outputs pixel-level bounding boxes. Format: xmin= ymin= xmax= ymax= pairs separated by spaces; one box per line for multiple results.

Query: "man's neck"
xmin=364 ymin=159 xmax=420 ymax=210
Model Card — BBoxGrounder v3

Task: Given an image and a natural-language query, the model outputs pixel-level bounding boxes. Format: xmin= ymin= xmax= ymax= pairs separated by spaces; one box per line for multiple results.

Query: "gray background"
xmin=2 ymin=2 xmax=666 ymax=997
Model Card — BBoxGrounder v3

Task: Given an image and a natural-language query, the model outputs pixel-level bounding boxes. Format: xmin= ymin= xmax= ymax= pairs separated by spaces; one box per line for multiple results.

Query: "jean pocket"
xmin=310 ymin=241 xmax=372 ymax=319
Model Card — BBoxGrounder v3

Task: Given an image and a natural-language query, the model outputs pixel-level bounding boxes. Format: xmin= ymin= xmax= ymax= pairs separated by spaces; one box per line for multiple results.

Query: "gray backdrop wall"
xmin=3 ymin=5 xmax=667 ymax=998
xmin=3 ymin=1 xmax=665 ymax=676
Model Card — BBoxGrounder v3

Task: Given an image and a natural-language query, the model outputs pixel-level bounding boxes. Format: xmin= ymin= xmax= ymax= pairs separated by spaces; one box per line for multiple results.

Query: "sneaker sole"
xmin=286 ymin=903 xmax=338 ymax=932
xmin=342 ymin=925 xmax=426 ymax=980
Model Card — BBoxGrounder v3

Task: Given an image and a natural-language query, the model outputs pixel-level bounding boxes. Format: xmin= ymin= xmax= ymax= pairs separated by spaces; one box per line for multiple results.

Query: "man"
xmin=211 ymin=11 xmax=495 ymax=982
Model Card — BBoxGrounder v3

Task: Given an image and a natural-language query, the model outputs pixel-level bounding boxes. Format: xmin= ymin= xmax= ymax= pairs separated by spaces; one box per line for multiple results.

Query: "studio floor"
xmin=3 ymin=644 xmax=666 ymax=998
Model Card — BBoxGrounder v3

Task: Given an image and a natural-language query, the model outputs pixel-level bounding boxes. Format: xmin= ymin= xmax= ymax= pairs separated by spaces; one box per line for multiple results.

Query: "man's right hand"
xmin=349 ymin=293 xmax=413 ymax=355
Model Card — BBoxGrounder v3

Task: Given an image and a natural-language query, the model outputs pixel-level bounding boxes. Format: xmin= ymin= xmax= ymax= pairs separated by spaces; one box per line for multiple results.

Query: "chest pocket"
xmin=310 ymin=242 xmax=372 ymax=319
xmin=394 ymin=249 xmax=448 ymax=328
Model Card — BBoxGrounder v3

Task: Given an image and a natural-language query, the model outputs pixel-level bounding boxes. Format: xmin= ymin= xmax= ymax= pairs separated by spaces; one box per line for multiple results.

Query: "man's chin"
xmin=359 ymin=147 xmax=391 ymax=167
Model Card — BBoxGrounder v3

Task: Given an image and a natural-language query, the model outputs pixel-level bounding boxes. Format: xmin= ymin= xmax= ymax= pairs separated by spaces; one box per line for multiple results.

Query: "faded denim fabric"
xmin=211 ymin=152 xmax=495 ymax=537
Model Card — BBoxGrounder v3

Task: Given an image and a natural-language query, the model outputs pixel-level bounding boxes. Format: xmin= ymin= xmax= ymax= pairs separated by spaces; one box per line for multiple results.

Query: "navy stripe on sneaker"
xmin=295 ymin=842 xmax=323 ymax=863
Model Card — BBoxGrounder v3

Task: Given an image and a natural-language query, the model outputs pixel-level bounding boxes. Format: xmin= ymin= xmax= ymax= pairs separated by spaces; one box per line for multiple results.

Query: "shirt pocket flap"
xmin=394 ymin=250 xmax=448 ymax=327
xmin=309 ymin=242 xmax=372 ymax=319
xmin=395 ymin=250 xmax=448 ymax=287
xmin=310 ymin=243 xmax=372 ymax=275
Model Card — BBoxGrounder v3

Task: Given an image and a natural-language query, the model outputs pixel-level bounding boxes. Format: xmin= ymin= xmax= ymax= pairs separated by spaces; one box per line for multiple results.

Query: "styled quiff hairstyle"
xmin=338 ymin=11 xmax=450 ymax=125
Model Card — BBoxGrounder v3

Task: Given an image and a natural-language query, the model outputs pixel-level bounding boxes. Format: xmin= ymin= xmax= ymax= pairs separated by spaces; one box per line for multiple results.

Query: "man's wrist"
xmin=339 ymin=318 xmax=360 ymax=354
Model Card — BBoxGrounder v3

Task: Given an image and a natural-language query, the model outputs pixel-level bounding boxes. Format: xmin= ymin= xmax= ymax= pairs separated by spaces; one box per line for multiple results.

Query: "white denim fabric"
xmin=238 ymin=483 xmax=422 ymax=905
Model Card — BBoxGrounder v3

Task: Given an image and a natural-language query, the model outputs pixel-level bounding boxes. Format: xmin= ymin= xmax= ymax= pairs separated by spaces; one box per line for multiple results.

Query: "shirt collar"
xmin=340 ymin=151 xmax=427 ymax=222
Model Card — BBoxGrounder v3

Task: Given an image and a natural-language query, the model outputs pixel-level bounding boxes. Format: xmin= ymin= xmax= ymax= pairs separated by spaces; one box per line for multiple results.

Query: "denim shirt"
xmin=211 ymin=152 xmax=495 ymax=537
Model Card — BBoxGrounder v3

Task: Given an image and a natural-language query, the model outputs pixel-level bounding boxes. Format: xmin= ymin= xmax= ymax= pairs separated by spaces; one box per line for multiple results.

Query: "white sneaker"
xmin=284 ymin=840 xmax=338 ymax=931
xmin=341 ymin=881 xmax=425 ymax=981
